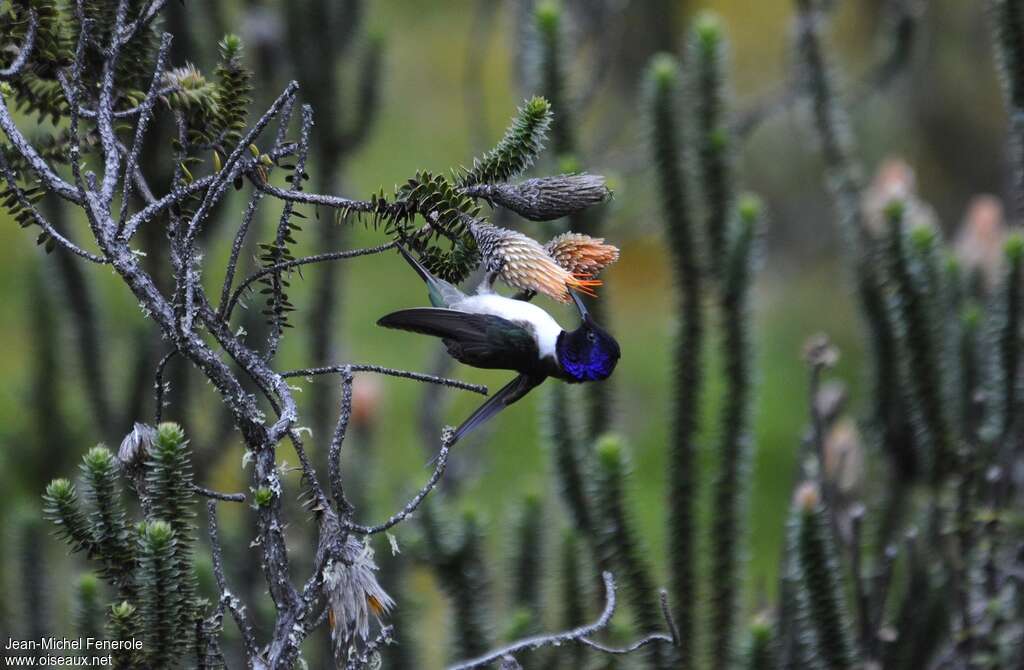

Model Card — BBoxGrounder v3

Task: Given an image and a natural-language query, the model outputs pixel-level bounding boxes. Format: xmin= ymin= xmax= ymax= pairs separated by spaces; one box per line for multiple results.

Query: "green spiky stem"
xmin=692 ymin=12 xmax=733 ymax=280
xmin=744 ymin=614 xmax=779 ymax=670
xmin=459 ymin=97 xmax=552 ymax=186
xmin=796 ymin=494 xmax=854 ymax=670
xmin=81 ymin=446 xmax=136 ymax=597
xmin=139 ymin=520 xmax=184 ymax=667
xmin=709 ymin=197 xmax=759 ymax=669
xmin=594 ymin=436 xmax=670 ymax=669
xmin=647 ymin=52 xmax=701 ymax=670
xmin=884 ymin=205 xmax=954 ymax=484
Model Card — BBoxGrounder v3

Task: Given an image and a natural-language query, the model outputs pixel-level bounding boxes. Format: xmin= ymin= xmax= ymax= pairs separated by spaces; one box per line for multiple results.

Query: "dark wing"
xmin=377 ymin=308 xmax=540 ymax=371
xmin=452 ymin=373 xmax=545 ymax=444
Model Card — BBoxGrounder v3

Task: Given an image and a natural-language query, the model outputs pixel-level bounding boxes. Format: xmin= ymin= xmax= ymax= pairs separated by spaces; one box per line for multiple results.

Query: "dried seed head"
xmin=118 ymin=422 xmax=157 ymax=470
xmin=325 ymin=537 xmax=395 ymax=648
xmin=814 ymin=380 xmax=847 ymax=424
xmin=471 ymin=222 xmax=601 ymax=302
xmin=470 ymin=174 xmax=611 ymax=221
xmin=794 ymin=481 xmax=821 ymax=512
xmin=955 ymin=195 xmax=1007 ymax=289
xmin=862 ymin=157 xmax=937 ymax=238
xmin=802 ymin=333 xmax=839 ymax=368
xmin=544 ymin=232 xmax=620 ymax=277
xmin=823 ymin=418 xmax=864 ymax=496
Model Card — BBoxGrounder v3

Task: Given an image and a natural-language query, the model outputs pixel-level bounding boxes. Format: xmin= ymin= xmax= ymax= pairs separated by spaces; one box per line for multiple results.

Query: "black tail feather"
xmin=452 ymin=374 xmax=544 ymax=444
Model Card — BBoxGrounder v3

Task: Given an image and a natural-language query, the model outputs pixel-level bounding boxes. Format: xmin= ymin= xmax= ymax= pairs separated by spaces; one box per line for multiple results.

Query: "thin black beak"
xmin=569 ymin=289 xmax=590 ymax=319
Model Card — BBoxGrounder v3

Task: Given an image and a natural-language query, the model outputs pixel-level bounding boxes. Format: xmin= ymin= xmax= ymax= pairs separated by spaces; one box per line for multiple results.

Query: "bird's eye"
xmin=587 ymin=332 xmax=597 ymax=343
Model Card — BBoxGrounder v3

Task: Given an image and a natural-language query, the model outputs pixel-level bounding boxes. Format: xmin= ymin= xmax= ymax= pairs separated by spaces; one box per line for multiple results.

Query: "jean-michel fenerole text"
xmin=4 ymin=637 xmax=142 ymax=652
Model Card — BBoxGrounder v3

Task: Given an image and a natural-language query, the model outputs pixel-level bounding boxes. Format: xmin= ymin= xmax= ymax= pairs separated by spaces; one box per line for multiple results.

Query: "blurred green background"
xmin=0 ymin=0 xmax=1012 ymax=665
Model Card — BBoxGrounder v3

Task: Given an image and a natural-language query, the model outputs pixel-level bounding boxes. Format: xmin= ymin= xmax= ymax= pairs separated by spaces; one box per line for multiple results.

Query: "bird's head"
xmin=556 ymin=291 xmax=621 ymax=382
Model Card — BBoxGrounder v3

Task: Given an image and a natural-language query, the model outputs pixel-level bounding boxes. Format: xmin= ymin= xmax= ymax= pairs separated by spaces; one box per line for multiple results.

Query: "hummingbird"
xmin=378 ymin=244 xmax=621 ymax=444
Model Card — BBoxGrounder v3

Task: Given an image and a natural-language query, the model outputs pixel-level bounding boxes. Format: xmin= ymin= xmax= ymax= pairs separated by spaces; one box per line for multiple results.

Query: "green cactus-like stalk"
xmin=459 ymin=97 xmax=552 ymax=187
xmin=985 ymin=233 xmax=1023 ymax=440
xmin=534 ymin=1 xmax=574 ymax=157
xmin=743 ymin=614 xmax=779 ymax=670
xmin=884 ymin=204 xmax=955 ymax=484
xmin=139 ymin=520 xmax=185 ymax=668
xmin=108 ymin=601 xmax=143 ymax=669
xmin=81 ymin=446 xmax=136 ymax=594
xmin=512 ymin=493 xmax=544 ymax=618
xmin=709 ymin=196 xmax=760 ymax=669
xmin=545 ymin=384 xmax=594 ymax=538
xmin=647 ymin=51 xmax=702 ymax=670
xmin=691 ymin=12 xmax=734 ymax=279
xmin=75 ymin=573 xmax=104 ymax=640
xmin=881 ymin=536 xmax=951 ymax=669
xmin=594 ymin=436 xmax=670 ymax=669
xmin=795 ymin=487 xmax=854 ymax=670
xmin=212 ymin=34 xmax=254 ymax=148
xmin=532 ymin=0 xmax=612 ymax=436
xmin=793 ymin=0 xmax=918 ymax=487
xmin=989 ymin=0 xmax=1024 ymax=214
xmin=145 ymin=423 xmax=199 ymax=633
xmin=422 ymin=501 xmax=494 ymax=662
xmin=559 ymin=529 xmax=588 ymax=669
xmin=43 ymin=478 xmax=95 ymax=556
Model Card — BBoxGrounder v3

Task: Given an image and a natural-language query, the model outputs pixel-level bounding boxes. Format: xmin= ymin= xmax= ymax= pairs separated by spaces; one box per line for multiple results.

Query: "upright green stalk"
xmin=985 ymin=233 xmax=1024 ymax=441
xmin=558 ymin=530 xmax=588 ymax=669
xmin=744 ymin=613 xmax=779 ymax=670
xmin=534 ymin=0 xmax=612 ymax=436
xmin=988 ymin=0 xmax=1024 ymax=214
xmin=421 ymin=501 xmax=493 ymax=662
xmin=647 ymin=52 xmax=702 ymax=670
xmin=139 ymin=520 xmax=184 ymax=668
xmin=794 ymin=483 xmax=855 ymax=670
xmin=75 ymin=573 xmax=104 ymax=640
xmin=691 ymin=12 xmax=733 ymax=279
xmin=884 ymin=204 xmax=955 ymax=484
xmin=709 ymin=197 xmax=761 ymax=669
xmin=793 ymin=0 xmax=919 ymax=487
xmin=593 ymin=436 xmax=669 ymax=669
xmin=512 ymin=493 xmax=544 ymax=618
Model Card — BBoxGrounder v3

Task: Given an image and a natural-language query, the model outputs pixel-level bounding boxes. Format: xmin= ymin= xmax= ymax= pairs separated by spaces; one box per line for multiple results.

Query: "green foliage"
xmin=743 ymin=614 xmax=778 ymax=670
xmin=647 ymin=50 xmax=701 ymax=670
xmin=138 ymin=520 xmax=186 ymax=667
xmin=43 ymin=478 xmax=94 ymax=554
xmin=708 ymin=194 xmax=760 ymax=669
xmin=511 ymin=493 xmax=543 ymax=618
xmin=794 ymin=488 xmax=854 ymax=670
xmin=107 ymin=601 xmax=143 ymax=669
xmin=420 ymin=502 xmax=494 ymax=662
xmin=212 ymin=34 xmax=253 ymax=148
xmin=984 ymin=232 xmax=1024 ymax=440
xmin=690 ymin=11 xmax=733 ymax=280
xmin=253 ymin=486 xmax=273 ymax=507
xmin=393 ymin=171 xmax=482 ymax=282
xmin=458 ymin=97 xmax=552 ymax=187
xmin=593 ymin=435 xmax=670 ymax=669
xmin=533 ymin=1 xmax=573 ymax=156
xmin=43 ymin=425 xmax=200 ymax=667
xmin=884 ymin=203 xmax=954 ymax=484
xmin=82 ymin=446 xmax=135 ymax=589
xmin=75 ymin=573 xmax=104 ymax=640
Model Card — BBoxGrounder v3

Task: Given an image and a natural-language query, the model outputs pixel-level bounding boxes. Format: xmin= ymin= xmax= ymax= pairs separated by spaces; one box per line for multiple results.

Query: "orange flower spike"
xmin=471 ymin=222 xmax=602 ymax=302
xmin=545 ymin=232 xmax=620 ymax=277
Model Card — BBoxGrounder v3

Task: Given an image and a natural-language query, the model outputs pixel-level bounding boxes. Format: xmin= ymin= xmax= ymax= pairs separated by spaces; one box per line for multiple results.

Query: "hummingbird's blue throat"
xmin=557 ymin=336 xmax=619 ymax=381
